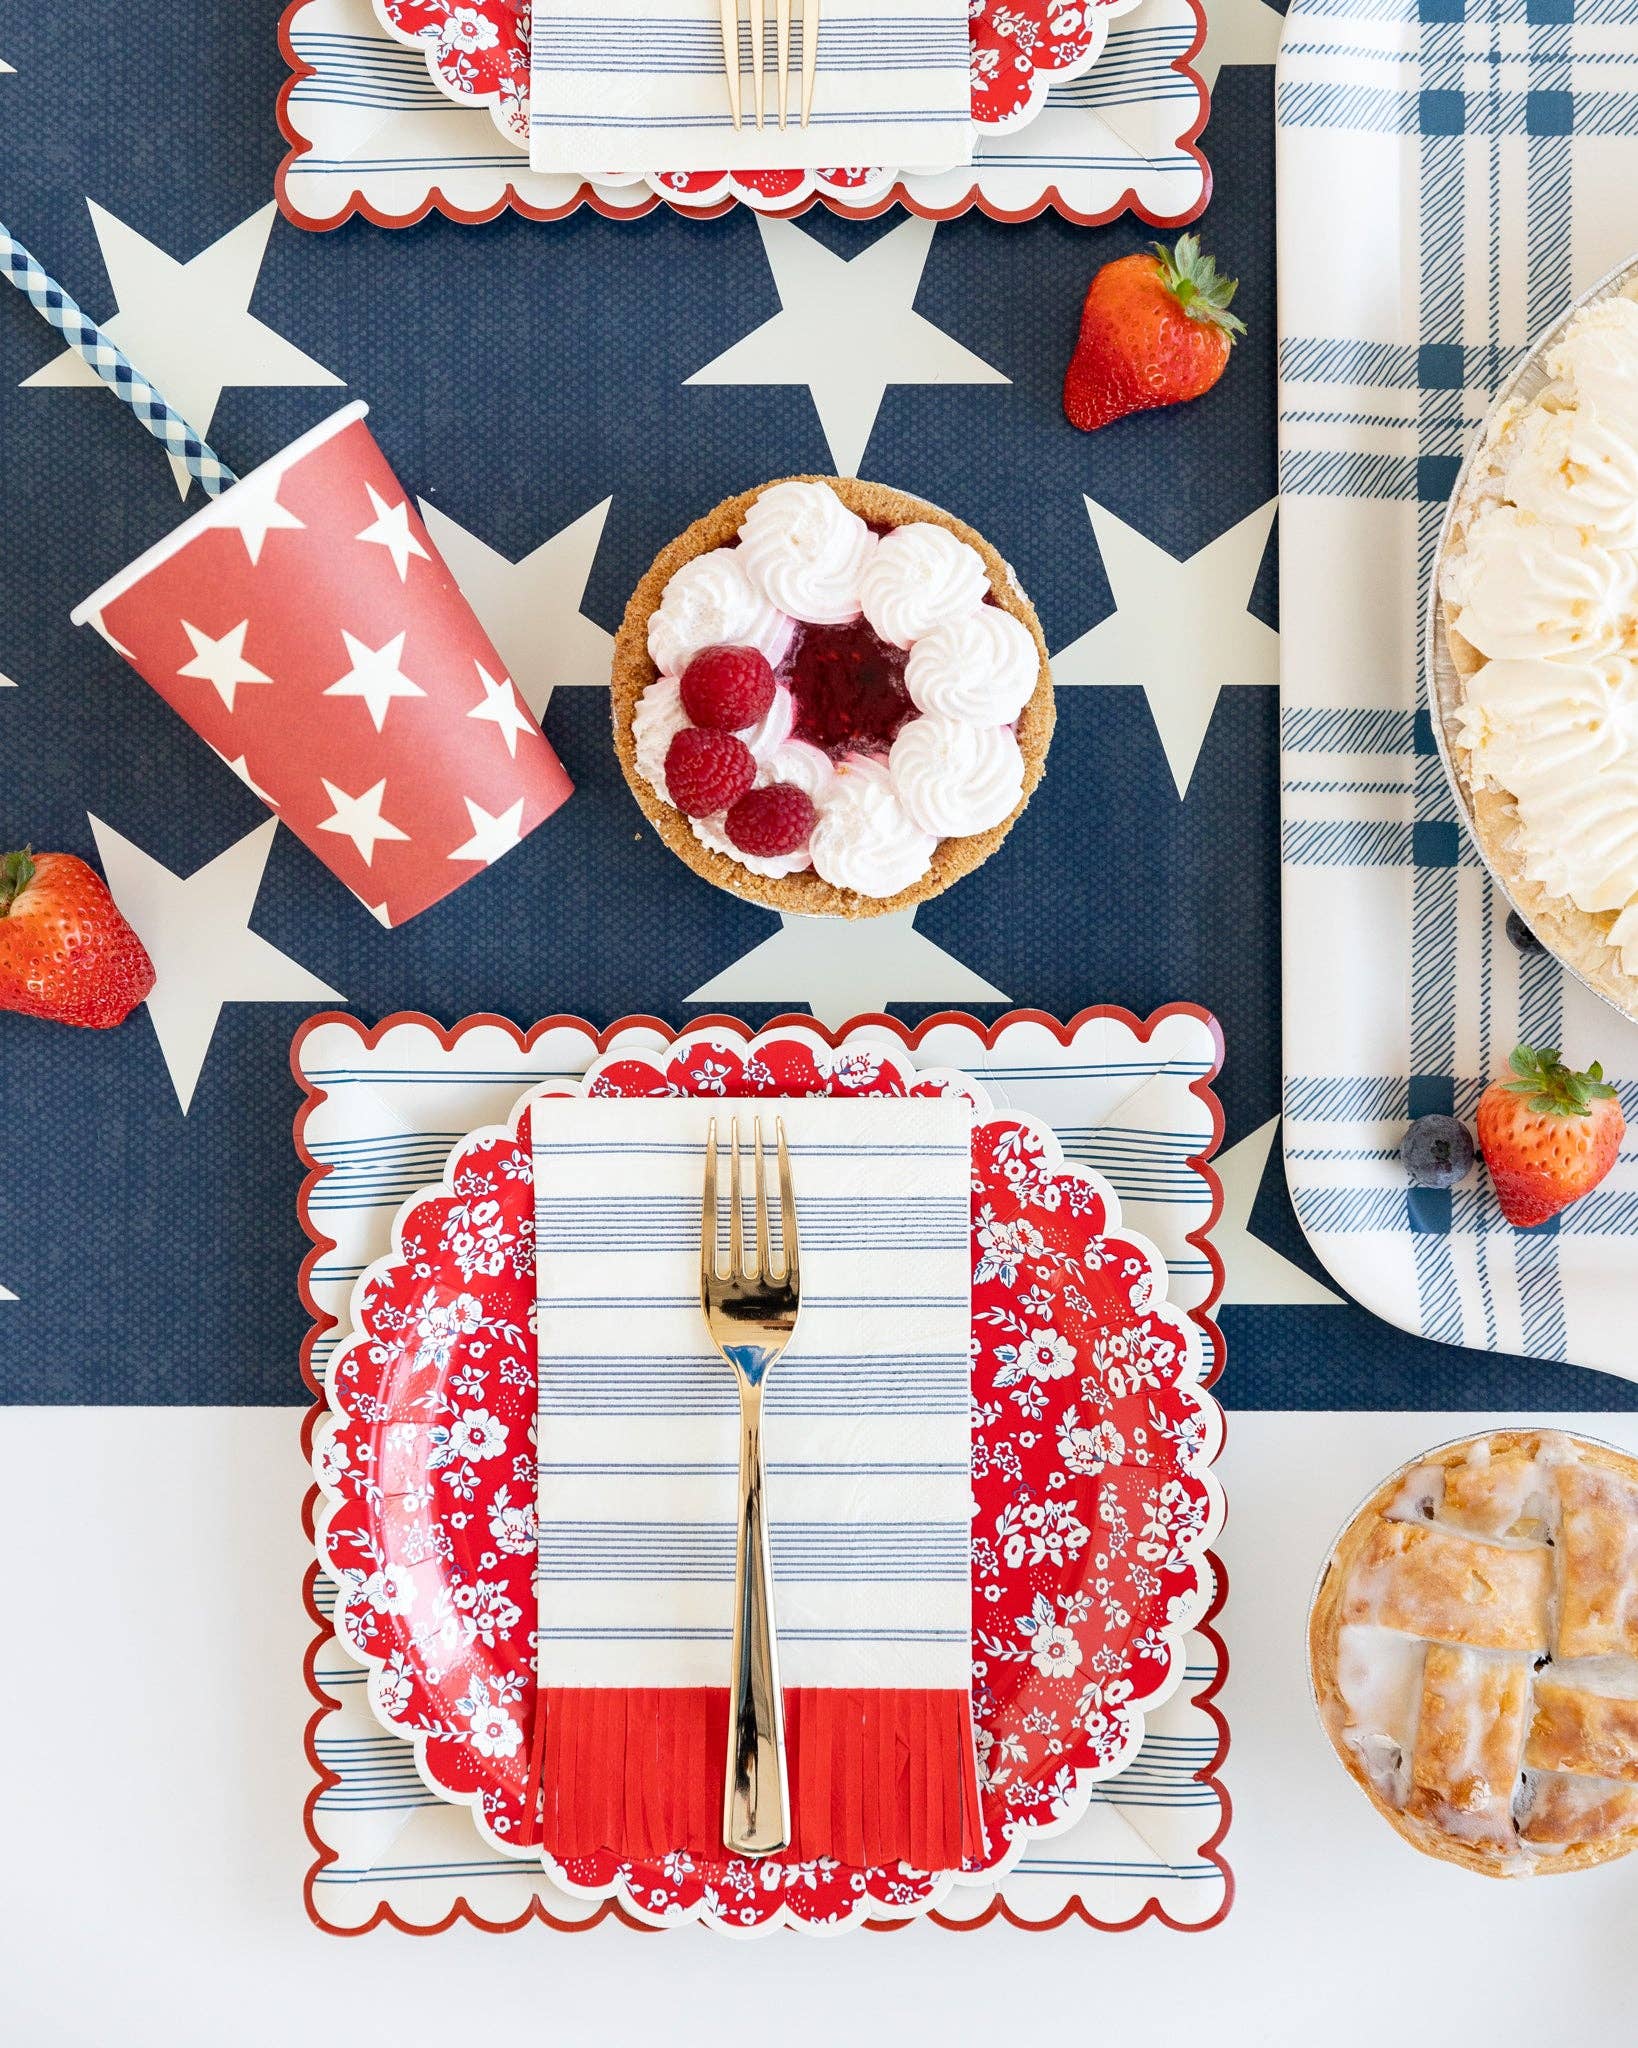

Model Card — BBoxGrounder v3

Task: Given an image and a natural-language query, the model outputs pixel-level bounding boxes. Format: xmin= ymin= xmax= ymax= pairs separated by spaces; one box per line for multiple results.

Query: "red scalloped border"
xmin=295 ymin=1005 xmax=1231 ymax=1936
xmin=274 ymin=4 xmax=1212 ymax=233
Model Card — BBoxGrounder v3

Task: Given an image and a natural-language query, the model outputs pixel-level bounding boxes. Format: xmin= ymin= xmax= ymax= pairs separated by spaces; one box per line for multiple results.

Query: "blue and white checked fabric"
xmin=0 ymin=222 xmax=237 ymax=496
xmin=529 ymin=0 xmax=974 ymax=174
xmin=532 ymin=1095 xmax=973 ymax=1691
xmin=1277 ymin=0 xmax=1638 ymax=1377
xmin=297 ymin=1012 xmax=1225 ymax=1928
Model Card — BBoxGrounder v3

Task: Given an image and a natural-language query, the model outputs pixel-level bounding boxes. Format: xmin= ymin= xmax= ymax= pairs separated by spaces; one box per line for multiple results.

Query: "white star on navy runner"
xmin=689 ymin=909 xmax=1007 ymax=1029
xmin=418 ymin=497 xmax=614 ymax=719
xmin=1053 ymin=496 xmax=1278 ymax=798
xmin=1216 ymin=1117 xmax=1342 ymax=1307
xmin=23 ymin=201 xmax=342 ymax=496
xmin=687 ymin=216 xmax=1007 ymax=475
xmin=1197 ymin=0 xmax=1284 ymax=87
xmin=88 ymin=816 xmax=343 ymax=1113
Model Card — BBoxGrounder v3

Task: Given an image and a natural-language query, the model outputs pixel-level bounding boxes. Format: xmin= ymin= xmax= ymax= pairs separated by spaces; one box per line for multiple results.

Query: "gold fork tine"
xmin=775 ymin=0 xmax=792 ymax=131
xmin=702 ymin=1118 xmax=720 ymax=1282
xmin=753 ymin=1118 xmax=772 ymax=1278
xmin=748 ymin=0 xmax=765 ymax=129
xmin=729 ymin=1115 xmax=746 ymax=1277
xmin=800 ymin=0 xmax=818 ymax=130
xmin=719 ymin=0 xmax=742 ymax=128
xmin=776 ymin=1117 xmax=799 ymax=1289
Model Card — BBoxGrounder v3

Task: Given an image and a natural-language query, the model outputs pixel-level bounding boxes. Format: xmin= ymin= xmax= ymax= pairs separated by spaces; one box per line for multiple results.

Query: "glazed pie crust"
xmin=610 ymin=476 xmax=1056 ymax=920
xmin=1309 ymin=1429 xmax=1638 ymax=1878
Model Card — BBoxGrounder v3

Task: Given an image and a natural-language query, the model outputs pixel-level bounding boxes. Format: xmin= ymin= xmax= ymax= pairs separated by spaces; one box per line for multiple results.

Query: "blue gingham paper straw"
xmin=0 ymin=221 xmax=238 ymax=497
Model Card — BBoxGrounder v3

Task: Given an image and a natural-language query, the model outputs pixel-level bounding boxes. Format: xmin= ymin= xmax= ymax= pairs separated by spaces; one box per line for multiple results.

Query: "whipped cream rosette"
xmin=1434 ymin=268 xmax=1638 ymax=1015
xmin=611 ymin=475 xmax=1055 ymax=918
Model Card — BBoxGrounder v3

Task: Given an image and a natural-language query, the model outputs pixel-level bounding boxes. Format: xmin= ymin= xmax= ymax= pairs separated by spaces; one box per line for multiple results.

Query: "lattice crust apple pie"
xmin=1309 ymin=1430 xmax=1638 ymax=1876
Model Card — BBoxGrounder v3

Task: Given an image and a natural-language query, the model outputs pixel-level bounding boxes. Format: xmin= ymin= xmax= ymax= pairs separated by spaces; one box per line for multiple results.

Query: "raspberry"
xmin=679 ymin=645 xmax=777 ymax=732
xmin=724 ymin=782 xmax=817 ymax=858
xmin=664 ymin=728 xmax=757 ymax=817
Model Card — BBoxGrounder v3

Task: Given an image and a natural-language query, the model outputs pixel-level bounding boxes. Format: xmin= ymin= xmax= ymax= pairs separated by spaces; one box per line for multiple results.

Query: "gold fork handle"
xmin=724 ymin=1382 xmax=789 ymax=1857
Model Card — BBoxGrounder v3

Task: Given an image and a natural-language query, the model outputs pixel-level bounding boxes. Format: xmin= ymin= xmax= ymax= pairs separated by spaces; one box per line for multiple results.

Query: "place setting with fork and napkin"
xmin=530 ymin=1097 xmax=982 ymax=1875
xmin=527 ymin=0 xmax=977 ymax=175
xmin=302 ymin=1014 xmax=1225 ymax=1934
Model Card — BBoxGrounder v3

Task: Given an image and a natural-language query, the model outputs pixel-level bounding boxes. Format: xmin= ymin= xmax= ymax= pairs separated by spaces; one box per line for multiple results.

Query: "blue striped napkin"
xmin=529 ymin=0 xmax=976 ymax=175
xmin=530 ymin=1093 xmax=983 ymax=1869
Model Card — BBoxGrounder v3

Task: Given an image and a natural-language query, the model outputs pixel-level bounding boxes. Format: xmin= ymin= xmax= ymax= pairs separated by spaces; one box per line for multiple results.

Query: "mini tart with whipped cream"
xmin=1309 ymin=1430 xmax=1638 ymax=1878
xmin=1438 ymin=287 xmax=1638 ymax=1017
xmin=611 ymin=476 xmax=1054 ymax=917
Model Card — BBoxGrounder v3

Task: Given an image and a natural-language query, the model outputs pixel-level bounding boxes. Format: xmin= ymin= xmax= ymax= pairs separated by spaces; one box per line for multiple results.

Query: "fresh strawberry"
xmin=0 ymin=847 xmax=155 ymax=1029
xmin=1475 ymin=1043 xmax=1625 ymax=1228
xmin=1063 ymin=234 xmax=1245 ymax=433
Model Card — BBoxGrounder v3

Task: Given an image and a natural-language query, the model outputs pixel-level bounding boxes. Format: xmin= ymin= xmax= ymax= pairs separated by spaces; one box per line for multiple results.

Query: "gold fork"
xmin=718 ymin=1 xmax=819 ymax=131
xmin=701 ymin=1115 xmax=800 ymax=1857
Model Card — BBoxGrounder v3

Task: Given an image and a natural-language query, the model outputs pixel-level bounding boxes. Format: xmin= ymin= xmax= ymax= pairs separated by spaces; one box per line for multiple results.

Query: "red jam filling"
xmin=781 ymin=617 xmax=913 ymax=759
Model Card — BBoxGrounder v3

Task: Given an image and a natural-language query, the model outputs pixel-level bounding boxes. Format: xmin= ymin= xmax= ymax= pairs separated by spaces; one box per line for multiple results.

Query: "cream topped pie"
xmin=1439 ymin=289 xmax=1638 ymax=1014
xmin=611 ymin=476 xmax=1055 ymax=917
xmin=1309 ymin=1429 xmax=1638 ymax=1876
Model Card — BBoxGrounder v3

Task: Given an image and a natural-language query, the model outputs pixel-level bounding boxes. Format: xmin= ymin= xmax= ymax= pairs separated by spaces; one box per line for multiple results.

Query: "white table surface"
xmin=8 ymin=1407 xmax=1636 ymax=2041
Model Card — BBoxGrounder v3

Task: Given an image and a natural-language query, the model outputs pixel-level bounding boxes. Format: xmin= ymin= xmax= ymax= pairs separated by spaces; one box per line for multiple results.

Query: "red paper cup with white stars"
xmin=71 ymin=403 xmax=573 ymax=928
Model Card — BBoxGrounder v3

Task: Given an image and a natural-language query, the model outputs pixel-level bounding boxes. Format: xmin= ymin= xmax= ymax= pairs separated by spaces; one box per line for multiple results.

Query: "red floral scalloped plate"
xmin=314 ymin=1025 xmax=1222 ymax=1933
xmin=374 ymin=0 xmax=1136 ymax=180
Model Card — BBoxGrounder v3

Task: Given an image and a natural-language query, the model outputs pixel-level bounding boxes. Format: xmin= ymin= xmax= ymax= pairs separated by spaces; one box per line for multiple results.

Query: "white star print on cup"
xmin=199 ymin=464 xmax=305 ymax=565
xmin=319 ymin=777 xmax=410 ymax=866
xmin=176 ymin=619 xmax=273 ymax=712
xmin=356 ymin=484 xmax=430 ymax=581
xmin=323 ymin=629 xmax=425 ymax=733
xmin=466 ymin=663 xmax=536 ymax=758
xmin=449 ymin=795 xmax=527 ymax=866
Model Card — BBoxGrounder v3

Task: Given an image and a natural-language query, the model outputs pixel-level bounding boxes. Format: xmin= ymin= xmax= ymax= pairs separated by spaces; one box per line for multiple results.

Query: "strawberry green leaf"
xmin=1500 ymin=1040 xmax=1618 ymax=1116
xmin=0 ymin=847 xmax=35 ymax=920
xmin=1152 ymin=236 xmax=1247 ymax=339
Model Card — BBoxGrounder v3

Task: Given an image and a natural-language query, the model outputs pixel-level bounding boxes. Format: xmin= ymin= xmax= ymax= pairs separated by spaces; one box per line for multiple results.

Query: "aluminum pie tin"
xmin=1304 ymin=1426 xmax=1638 ymax=1872
xmin=1423 ymin=250 xmax=1638 ymax=1026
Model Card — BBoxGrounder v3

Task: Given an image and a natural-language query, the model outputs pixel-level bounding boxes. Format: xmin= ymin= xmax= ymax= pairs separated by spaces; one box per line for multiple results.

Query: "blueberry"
xmin=1506 ymin=909 xmax=1544 ymax=955
xmin=1401 ymin=1113 xmax=1476 ymax=1189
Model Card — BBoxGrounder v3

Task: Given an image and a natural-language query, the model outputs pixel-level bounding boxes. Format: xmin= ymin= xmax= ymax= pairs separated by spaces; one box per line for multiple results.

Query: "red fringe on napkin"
xmin=525 ymin=1686 xmax=985 ymax=1869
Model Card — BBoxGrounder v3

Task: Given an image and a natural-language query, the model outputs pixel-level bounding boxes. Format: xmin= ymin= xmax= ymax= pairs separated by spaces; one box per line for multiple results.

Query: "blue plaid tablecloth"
xmin=1278 ymin=0 xmax=1638 ymax=1378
